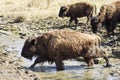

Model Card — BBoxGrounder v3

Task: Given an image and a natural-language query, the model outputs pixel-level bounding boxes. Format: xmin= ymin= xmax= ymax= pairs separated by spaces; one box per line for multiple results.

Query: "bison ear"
xmin=31 ymin=39 xmax=37 ymax=45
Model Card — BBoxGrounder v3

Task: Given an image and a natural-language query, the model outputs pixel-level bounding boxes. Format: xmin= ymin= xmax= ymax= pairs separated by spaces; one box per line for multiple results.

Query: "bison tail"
xmin=92 ymin=4 xmax=97 ymax=17
xmin=94 ymin=4 xmax=97 ymax=16
xmin=89 ymin=4 xmax=97 ymax=18
xmin=97 ymin=36 xmax=101 ymax=48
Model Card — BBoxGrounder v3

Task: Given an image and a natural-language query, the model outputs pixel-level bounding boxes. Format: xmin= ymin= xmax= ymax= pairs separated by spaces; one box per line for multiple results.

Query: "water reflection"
xmin=27 ymin=62 xmax=119 ymax=80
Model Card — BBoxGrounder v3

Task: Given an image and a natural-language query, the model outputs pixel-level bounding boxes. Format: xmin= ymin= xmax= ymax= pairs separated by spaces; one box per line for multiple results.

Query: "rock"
xmin=34 ymin=78 xmax=40 ymax=80
xmin=25 ymin=70 xmax=29 ymax=74
xmin=2 ymin=52 xmax=8 ymax=56
xmin=9 ymin=61 xmax=15 ymax=64
xmin=93 ymin=59 xmax=99 ymax=64
xmin=19 ymin=32 xmax=26 ymax=36
xmin=110 ymin=73 xmax=114 ymax=76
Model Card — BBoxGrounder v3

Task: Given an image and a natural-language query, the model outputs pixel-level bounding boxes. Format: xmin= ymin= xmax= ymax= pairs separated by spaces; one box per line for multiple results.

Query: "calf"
xmin=59 ymin=2 xmax=96 ymax=26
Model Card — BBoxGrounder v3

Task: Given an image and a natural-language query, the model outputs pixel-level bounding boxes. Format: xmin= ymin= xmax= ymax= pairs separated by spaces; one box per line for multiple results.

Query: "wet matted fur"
xmin=21 ymin=30 xmax=111 ymax=71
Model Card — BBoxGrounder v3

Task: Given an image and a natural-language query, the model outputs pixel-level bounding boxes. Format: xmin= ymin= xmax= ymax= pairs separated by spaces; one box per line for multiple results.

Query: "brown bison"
xmin=91 ymin=1 xmax=120 ymax=35
xmin=58 ymin=2 xmax=96 ymax=26
xmin=21 ymin=30 xmax=111 ymax=71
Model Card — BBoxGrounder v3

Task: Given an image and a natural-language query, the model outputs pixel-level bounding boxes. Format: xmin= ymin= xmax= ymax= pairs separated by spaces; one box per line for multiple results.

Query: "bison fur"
xmin=91 ymin=1 xmax=120 ymax=35
xmin=21 ymin=30 xmax=111 ymax=71
xmin=58 ymin=1 xmax=96 ymax=26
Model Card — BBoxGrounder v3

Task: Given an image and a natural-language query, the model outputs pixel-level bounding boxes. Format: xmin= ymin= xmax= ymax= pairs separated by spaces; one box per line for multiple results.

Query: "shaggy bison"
xmin=21 ymin=30 xmax=111 ymax=71
xmin=58 ymin=2 xmax=96 ymax=26
xmin=91 ymin=1 xmax=120 ymax=35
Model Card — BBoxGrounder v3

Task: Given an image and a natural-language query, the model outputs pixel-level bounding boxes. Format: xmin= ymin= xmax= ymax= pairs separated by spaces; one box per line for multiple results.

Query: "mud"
xmin=0 ymin=16 xmax=120 ymax=80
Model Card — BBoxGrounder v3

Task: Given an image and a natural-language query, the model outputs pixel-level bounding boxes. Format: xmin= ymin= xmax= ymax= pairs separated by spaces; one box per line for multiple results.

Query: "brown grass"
xmin=0 ymin=0 xmax=115 ymax=21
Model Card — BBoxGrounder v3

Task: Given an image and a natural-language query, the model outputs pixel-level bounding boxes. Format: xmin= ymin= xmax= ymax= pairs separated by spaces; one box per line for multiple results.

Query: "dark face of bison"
xmin=91 ymin=17 xmax=101 ymax=33
xmin=21 ymin=37 xmax=37 ymax=60
xmin=58 ymin=6 xmax=69 ymax=17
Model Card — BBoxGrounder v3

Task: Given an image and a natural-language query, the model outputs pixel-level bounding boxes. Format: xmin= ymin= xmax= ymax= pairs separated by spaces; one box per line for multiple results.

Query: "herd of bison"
xmin=21 ymin=1 xmax=120 ymax=71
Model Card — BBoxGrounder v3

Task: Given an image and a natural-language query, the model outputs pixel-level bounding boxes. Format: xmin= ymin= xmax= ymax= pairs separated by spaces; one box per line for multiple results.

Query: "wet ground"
xmin=0 ymin=16 xmax=120 ymax=80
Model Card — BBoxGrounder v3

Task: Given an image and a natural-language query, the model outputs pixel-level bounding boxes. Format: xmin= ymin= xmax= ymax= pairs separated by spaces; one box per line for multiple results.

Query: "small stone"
xmin=25 ymin=70 xmax=29 ymax=74
xmin=34 ymin=77 xmax=40 ymax=80
xmin=110 ymin=73 xmax=114 ymax=76
xmin=2 ymin=53 xmax=8 ymax=56
xmin=94 ymin=59 xmax=99 ymax=64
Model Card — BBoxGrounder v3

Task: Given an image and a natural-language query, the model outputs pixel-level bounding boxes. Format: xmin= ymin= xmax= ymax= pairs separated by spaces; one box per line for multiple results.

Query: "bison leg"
xmin=94 ymin=50 xmax=112 ymax=67
xmin=69 ymin=17 xmax=74 ymax=26
xmin=99 ymin=50 xmax=112 ymax=67
xmin=69 ymin=17 xmax=78 ymax=26
xmin=103 ymin=56 xmax=112 ymax=67
xmin=86 ymin=15 xmax=92 ymax=25
xmin=84 ymin=57 xmax=94 ymax=66
xmin=105 ymin=23 xmax=111 ymax=35
xmin=86 ymin=16 xmax=90 ymax=24
xmin=74 ymin=18 xmax=78 ymax=26
xmin=55 ymin=56 xmax=64 ymax=71
xmin=110 ymin=21 xmax=117 ymax=35
xmin=29 ymin=57 xmax=44 ymax=69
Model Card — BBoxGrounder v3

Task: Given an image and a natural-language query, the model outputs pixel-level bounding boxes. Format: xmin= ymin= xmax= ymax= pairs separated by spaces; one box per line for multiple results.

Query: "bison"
xmin=21 ymin=30 xmax=111 ymax=71
xmin=91 ymin=1 xmax=120 ymax=35
xmin=58 ymin=2 xmax=96 ymax=26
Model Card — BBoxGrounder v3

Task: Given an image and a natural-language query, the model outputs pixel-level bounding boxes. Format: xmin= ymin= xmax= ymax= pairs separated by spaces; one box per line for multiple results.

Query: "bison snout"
xmin=59 ymin=14 xmax=64 ymax=18
xmin=21 ymin=51 xmax=33 ymax=60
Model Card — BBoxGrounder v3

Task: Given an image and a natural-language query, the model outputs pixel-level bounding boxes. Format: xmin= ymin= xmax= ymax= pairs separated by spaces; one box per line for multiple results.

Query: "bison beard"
xmin=90 ymin=1 xmax=120 ymax=35
xmin=58 ymin=2 xmax=96 ymax=26
xmin=21 ymin=30 xmax=111 ymax=71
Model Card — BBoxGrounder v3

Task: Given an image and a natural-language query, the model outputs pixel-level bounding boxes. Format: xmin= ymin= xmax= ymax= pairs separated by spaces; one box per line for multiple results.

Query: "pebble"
xmin=25 ymin=70 xmax=29 ymax=74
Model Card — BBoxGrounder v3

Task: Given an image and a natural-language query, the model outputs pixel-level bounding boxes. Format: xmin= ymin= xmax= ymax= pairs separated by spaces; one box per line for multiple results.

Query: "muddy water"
xmin=1 ymin=31 xmax=120 ymax=80
xmin=33 ymin=62 xmax=120 ymax=80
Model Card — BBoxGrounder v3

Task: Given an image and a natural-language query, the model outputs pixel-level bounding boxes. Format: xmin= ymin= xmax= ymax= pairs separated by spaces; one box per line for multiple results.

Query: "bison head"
xmin=91 ymin=17 xmax=101 ymax=33
xmin=21 ymin=37 xmax=37 ymax=60
xmin=58 ymin=6 xmax=69 ymax=18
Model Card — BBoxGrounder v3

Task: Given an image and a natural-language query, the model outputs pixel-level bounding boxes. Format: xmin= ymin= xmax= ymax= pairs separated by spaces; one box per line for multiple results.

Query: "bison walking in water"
xmin=21 ymin=30 xmax=111 ymax=71
xmin=58 ymin=2 xmax=96 ymax=26
xmin=91 ymin=1 xmax=120 ymax=35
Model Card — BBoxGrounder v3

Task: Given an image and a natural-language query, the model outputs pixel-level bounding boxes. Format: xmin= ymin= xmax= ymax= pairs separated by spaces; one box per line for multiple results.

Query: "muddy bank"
xmin=0 ymin=31 xmax=40 ymax=80
xmin=0 ymin=16 xmax=120 ymax=80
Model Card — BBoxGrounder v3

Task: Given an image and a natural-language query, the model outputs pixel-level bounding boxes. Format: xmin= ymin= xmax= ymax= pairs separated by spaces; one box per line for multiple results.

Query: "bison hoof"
xmin=29 ymin=65 xmax=34 ymax=69
xmin=57 ymin=68 xmax=64 ymax=71
xmin=56 ymin=67 xmax=64 ymax=71
xmin=104 ymin=64 xmax=112 ymax=68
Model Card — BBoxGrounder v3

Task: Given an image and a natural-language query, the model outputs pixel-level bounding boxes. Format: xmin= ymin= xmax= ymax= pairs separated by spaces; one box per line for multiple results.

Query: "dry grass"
xmin=0 ymin=0 xmax=115 ymax=21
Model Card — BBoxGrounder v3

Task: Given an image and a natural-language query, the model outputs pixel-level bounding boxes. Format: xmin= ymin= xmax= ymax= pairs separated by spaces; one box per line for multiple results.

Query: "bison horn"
xmin=62 ymin=6 xmax=67 ymax=11
xmin=28 ymin=37 xmax=37 ymax=45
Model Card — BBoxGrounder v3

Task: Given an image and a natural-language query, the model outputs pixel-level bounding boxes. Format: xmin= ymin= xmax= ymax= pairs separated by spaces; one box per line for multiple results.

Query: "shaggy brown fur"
xmin=91 ymin=1 xmax=120 ymax=35
xmin=59 ymin=1 xmax=96 ymax=26
xmin=21 ymin=30 xmax=111 ymax=71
